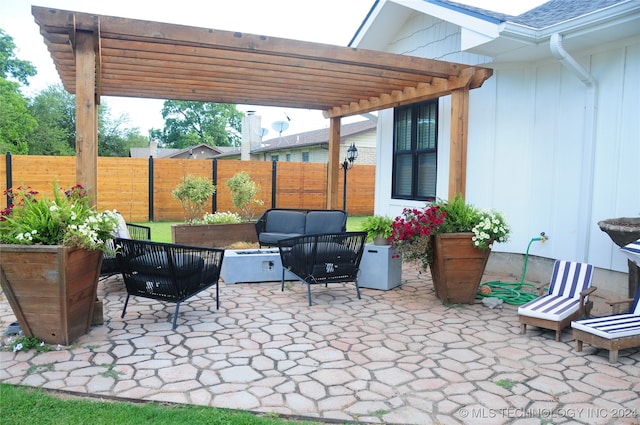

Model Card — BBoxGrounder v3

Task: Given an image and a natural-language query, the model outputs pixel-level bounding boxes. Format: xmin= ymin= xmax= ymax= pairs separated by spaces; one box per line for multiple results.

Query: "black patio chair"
xmin=278 ymin=232 xmax=367 ymax=306
xmin=115 ymin=238 xmax=225 ymax=329
xmin=100 ymin=222 xmax=151 ymax=280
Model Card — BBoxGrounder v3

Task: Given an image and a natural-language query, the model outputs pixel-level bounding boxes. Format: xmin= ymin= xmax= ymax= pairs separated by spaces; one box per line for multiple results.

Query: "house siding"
xmin=369 ymin=11 xmax=640 ymax=280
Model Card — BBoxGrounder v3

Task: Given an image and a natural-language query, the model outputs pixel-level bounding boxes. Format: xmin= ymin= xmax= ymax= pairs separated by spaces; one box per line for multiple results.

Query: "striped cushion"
xmin=548 ymin=260 xmax=593 ymax=297
xmin=572 ymin=314 xmax=640 ymax=339
xmin=620 ymin=239 xmax=640 ymax=264
xmin=518 ymin=260 xmax=594 ymax=320
xmin=518 ymin=295 xmax=580 ymax=321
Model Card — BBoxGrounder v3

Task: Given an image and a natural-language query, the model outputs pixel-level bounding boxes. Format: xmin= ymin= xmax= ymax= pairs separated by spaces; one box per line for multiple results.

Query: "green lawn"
xmin=135 ymin=217 xmax=370 ymax=243
xmin=0 ymin=384 xmax=323 ymax=425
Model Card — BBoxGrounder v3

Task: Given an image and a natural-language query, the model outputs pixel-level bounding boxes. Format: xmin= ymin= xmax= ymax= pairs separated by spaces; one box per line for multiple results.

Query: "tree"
xmin=0 ymin=78 xmax=36 ymax=154
xmin=157 ymin=101 xmax=243 ymax=148
xmin=98 ymin=106 xmax=148 ymax=157
xmin=0 ymin=29 xmax=36 ymax=84
xmin=27 ymin=84 xmax=75 ymax=155
xmin=0 ymin=29 xmax=37 ymax=154
xmin=27 ymin=84 xmax=148 ymax=156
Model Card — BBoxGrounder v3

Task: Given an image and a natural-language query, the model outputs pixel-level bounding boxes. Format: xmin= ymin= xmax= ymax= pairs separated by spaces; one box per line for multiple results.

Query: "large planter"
xmin=429 ymin=233 xmax=491 ymax=304
xmin=0 ymin=245 xmax=103 ymax=345
xmin=172 ymin=222 xmax=258 ymax=248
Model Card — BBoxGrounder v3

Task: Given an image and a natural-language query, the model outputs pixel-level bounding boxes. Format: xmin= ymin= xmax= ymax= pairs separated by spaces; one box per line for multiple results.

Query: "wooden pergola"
xmin=32 ymin=6 xmax=493 ymax=208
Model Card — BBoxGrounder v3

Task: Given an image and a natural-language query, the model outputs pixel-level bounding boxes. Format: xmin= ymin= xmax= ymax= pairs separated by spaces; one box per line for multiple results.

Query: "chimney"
xmin=241 ymin=111 xmax=262 ymax=161
xmin=149 ymin=139 xmax=158 ymax=157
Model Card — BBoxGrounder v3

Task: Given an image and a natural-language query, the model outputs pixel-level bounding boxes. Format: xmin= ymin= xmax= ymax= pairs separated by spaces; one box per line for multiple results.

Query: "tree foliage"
xmin=0 ymin=29 xmax=36 ymax=84
xmin=156 ymin=101 xmax=243 ymax=148
xmin=27 ymin=84 xmax=75 ymax=155
xmin=0 ymin=29 xmax=37 ymax=154
xmin=0 ymin=78 xmax=36 ymax=154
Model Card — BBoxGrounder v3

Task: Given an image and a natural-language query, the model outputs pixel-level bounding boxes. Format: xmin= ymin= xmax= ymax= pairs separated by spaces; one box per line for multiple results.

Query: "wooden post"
xmin=326 ymin=117 xmax=341 ymax=209
xmin=75 ymin=30 xmax=98 ymax=205
xmin=448 ymin=87 xmax=469 ymax=200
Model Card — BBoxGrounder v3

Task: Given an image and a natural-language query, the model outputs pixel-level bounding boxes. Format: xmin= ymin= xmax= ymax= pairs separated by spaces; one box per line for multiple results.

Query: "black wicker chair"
xmin=100 ymin=223 xmax=151 ymax=280
xmin=278 ymin=232 xmax=367 ymax=306
xmin=115 ymin=238 xmax=225 ymax=329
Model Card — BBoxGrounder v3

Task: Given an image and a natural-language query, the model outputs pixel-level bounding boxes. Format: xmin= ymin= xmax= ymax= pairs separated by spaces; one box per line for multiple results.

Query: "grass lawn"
xmin=134 ymin=217 xmax=370 ymax=244
xmin=0 ymin=384 xmax=326 ymax=425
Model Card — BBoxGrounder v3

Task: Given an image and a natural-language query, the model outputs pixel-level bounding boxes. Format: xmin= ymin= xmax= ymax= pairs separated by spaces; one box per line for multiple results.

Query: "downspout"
xmin=549 ymin=33 xmax=598 ymax=262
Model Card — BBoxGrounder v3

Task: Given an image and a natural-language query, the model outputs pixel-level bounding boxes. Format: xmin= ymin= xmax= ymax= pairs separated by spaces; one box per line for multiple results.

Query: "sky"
xmin=1 ymin=0 xmax=547 ymax=140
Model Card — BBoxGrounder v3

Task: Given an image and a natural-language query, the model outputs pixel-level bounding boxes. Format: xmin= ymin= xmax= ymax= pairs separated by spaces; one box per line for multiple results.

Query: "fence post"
xmin=148 ymin=156 xmax=154 ymax=222
xmin=271 ymin=160 xmax=277 ymax=208
xmin=212 ymin=159 xmax=217 ymax=213
xmin=5 ymin=152 xmax=12 ymax=209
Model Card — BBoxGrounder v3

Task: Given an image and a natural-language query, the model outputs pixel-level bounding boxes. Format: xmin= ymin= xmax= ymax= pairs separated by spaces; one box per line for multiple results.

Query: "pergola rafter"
xmin=32 ymin=6 xmax=493 ymax=208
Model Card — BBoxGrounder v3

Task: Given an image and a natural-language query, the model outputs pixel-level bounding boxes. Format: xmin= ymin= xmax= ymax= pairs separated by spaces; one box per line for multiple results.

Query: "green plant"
xmin=0 ymin=183 xmax=118 ymax=252
xmin=225 ymin=171 xmax=263 ymax=220
xmin=360 ymin=215 xmax=393 ymax=242
xmin=389 ymin=194 xmax=510 ymax=271
xmin=197 ymin=211 xmax=242 ymax=224
xmin=171 ymin=175 xmax=216 ymax=224
xmin=5 ymin=335 xmax=53 ymax=353
xmin=495 ymin=378 xmax=519 ymax=391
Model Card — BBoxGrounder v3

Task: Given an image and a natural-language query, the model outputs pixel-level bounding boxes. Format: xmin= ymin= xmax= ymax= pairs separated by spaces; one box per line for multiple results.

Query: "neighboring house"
xmin=352 ymin=0 xmax=639 ymax=294
xmin=130 ymin=142 xmax=232 ymax=159
xmin=218 ymin=119 xmax=377 ymax=165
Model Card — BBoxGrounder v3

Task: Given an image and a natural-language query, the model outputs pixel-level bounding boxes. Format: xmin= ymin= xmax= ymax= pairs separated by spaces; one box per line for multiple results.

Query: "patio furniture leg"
xmin=307 ymin=282 xmax=312 ymax=306
xmin=576 ymin=339 xmax=583 ymax=352
xmin=281 ymin=270 xmax=285 ymax=292
xmin=121 ymin=294 xmax=131 ymax=318
xmin=609 ymin=349 xmax=619 ymax=363
xmin=356 ymin=279 xmax=361 ymax=299
xmin=172 ymin=302 xmax=181 ymax=330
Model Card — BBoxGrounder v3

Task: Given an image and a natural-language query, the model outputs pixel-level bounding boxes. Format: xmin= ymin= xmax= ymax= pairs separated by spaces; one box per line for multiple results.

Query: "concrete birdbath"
xmin=598 ymin=217 xmax=640 ymax=298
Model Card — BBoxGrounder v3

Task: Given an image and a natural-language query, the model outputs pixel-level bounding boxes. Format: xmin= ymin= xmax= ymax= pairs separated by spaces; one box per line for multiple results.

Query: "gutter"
xmin=549 ymin=33 xmax=598 ymax=263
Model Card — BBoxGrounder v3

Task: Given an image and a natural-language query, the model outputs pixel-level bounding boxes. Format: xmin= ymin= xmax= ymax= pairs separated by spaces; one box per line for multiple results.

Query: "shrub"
xmin=225 ymin=171 xmax=263 ymax=220
xmin=171 ymin=175 xmax=216 ymax=224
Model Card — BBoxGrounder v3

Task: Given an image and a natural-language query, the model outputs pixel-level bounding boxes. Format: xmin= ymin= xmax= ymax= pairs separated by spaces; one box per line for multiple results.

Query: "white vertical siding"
xmin=372 ymin=14 xmax=640 ymax=273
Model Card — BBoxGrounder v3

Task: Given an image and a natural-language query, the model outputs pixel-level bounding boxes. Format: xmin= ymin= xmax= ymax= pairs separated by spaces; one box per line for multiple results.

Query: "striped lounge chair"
xmin=518 ymin=260 xmax=597 ymax=341
xmin=572 ymin=285 xmax=640 ymax=362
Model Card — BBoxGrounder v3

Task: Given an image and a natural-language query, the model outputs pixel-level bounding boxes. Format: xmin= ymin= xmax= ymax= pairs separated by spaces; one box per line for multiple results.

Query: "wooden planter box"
xmin=172 ymin=222 xmax=258 ymax=248
xmin=0 ymin=245 xmax=102 ymax=345
xmin=429 ymin=233 xmax=491 ymax=304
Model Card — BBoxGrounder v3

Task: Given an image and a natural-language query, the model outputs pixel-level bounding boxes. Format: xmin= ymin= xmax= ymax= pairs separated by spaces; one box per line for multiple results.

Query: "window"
xmin=392 ymin=100 xmax=438 ymax=200
xmin=286 ymin=153 xmax=291 ymax=162
xmin=302 ymin=152 xmax=309 ymax=162
xmin=271 ymin=155 xmax=279 ymax=162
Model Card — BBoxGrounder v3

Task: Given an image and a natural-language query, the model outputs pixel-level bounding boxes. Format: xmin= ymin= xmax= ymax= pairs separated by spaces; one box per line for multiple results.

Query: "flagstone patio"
xmin=1 ymin=264 xmax=639 ymax=425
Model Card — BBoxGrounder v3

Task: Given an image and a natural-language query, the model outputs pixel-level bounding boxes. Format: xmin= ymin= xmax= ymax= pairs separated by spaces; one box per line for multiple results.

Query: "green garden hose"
xmin=477 ymin=233 xmax=547 ymax=306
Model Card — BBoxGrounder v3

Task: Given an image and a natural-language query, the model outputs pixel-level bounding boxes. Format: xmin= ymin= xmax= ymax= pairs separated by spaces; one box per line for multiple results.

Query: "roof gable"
xmin=352 ymin=0 xmax=640 ymax=63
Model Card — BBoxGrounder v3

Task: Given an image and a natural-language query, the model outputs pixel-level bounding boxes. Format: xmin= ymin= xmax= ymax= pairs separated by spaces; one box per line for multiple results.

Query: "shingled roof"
xmin=430 ymin=0 xmax=626 ymax=28
xmin=255 ymin=120 xmax=377 ymax=153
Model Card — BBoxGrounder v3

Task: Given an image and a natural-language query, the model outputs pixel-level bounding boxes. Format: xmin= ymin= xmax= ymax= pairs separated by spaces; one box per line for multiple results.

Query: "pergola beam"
xmin=32 ymin=6 xmax=494 ymax=209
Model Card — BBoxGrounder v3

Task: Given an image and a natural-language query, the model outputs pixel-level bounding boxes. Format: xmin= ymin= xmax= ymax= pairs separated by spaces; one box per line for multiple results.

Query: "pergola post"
xmin=75 ymin=30 xmax=99 ymax=205
xmin=448 ymin=87 xmax=470 ymax=200
xmin=326 ymin=117 xmax=341 ymax=209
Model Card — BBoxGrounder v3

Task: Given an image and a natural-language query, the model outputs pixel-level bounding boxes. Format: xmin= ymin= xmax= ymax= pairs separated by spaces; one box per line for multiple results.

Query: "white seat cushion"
xmin=572 ymin=314 xmax=640 ymax=339
xmin=518 ymin=295 xmax=580 ymax=321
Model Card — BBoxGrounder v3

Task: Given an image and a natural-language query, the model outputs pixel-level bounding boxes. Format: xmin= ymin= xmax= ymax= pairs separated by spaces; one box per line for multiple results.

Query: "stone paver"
xmin=1 ymin=264 xmax=639 ymax=424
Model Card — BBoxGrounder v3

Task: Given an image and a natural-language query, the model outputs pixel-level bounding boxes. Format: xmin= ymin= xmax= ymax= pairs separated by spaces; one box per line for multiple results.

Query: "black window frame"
xmin=392 ymin=99 xmax=438 ymax=201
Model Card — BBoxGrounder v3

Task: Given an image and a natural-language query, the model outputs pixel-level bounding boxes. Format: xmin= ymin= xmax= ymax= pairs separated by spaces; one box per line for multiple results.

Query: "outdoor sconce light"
xmin=342 ymin=143 xmax=358 ymax=211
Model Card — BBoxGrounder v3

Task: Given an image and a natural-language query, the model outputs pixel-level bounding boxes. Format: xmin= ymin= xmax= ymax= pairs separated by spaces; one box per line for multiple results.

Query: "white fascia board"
xmin=392 ymin=0 xmax=501 ymax=37
xmin=499 ymin=1 xmax=640 ymax=44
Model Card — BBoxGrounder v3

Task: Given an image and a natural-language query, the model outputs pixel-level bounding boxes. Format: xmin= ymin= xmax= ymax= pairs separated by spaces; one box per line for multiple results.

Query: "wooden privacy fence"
xmin=2 ymin=155 xmax=374 ymax=222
